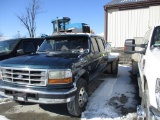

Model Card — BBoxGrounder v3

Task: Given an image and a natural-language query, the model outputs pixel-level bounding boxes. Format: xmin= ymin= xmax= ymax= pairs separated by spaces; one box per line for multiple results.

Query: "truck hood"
xmin=0 ymin=53 xmax=81 ymax=69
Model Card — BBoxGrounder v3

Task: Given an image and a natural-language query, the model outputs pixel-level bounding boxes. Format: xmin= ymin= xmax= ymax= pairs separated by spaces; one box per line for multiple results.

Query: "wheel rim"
xmin=78 ymin=87 xmax=88 ymax=108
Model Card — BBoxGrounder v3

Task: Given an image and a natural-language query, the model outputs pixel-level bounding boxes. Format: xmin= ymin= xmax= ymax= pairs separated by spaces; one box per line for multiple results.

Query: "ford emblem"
xmin=18 ymin=75 xmax=23 ymax=79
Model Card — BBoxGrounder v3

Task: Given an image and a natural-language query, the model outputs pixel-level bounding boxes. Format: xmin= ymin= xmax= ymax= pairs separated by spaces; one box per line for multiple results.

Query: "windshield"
xmin=38 ymin=36 xmax=89 ymax=53
xmin=0 ymin=40 xmax=18 ymax=53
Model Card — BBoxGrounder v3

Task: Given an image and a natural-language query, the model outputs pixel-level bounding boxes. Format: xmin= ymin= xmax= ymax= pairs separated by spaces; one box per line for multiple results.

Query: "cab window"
xmin=152 ymin=26 xmax=160 ymax=47
xmin=19 ymin=41 xmax=36 ymax=53
xmin=96 ymin=38 xmax=105 ymax=52
xmin=91 ymin=38 xmax=99 ymax=52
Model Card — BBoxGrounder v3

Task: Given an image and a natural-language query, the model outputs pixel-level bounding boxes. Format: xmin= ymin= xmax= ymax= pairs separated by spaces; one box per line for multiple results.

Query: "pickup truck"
xmin=0 ymin=33 xmax=119 ymax=116
xmin=0 ymin=38 xmax=44 ymax=61
xmin=124 ymin=25 xmax=160 ymax=120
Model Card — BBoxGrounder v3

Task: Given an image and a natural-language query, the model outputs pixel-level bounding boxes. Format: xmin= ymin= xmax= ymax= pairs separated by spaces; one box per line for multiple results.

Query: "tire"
xmin=112 ymin=59 xmax=118 ymax=76
xmin=104 ymin=59 xmax=119 ymax=76
xmin=104 ymin=63 xmax=112 ymax=74
xmin=67 ymin=79 xmax=88 ymax=116
xmin=15 ymin=100 xmax=25 ymax=105
xmin=141 ymin=83 xmax=150 ymax=120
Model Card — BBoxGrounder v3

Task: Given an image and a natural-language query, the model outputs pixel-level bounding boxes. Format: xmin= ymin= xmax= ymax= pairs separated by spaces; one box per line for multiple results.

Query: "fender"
xmin=73 ymin=69 xmax=89 ymax=87
xmin=107 ymin=53 xmax=119 ymax=63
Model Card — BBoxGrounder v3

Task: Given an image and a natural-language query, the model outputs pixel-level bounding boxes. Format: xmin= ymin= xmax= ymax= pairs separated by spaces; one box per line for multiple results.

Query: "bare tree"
xmin=17 ymin=0 xmax=41 ymax=38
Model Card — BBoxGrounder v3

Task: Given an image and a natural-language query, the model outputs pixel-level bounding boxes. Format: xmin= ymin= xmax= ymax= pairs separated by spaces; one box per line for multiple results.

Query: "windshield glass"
xmin=0 ymin=40 xmax=18 ymax=53
xmin=38 ymin=36 xmax=89 ymax=53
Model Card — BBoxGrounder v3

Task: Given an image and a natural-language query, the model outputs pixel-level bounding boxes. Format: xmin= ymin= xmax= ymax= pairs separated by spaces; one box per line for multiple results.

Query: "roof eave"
xmin=104 ymin=0 xmax=160 ymax=11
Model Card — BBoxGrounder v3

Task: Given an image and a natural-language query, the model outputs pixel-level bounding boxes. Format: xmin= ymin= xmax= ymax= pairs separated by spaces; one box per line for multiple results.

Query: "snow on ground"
xmin=0 ymin=96 xmax=11 ymax=120
xmin=0 ymin=115 xmax=9 ymax=120
xmin=81 ymin=65 xmax=138 ymax=120
xmin=0 ymin=115 xmax=10 ymax=120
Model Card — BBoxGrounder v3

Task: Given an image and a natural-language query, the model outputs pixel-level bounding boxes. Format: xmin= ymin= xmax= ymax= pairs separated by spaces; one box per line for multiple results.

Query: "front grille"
xmin=1 ymin=67 xmax=47 ymax=86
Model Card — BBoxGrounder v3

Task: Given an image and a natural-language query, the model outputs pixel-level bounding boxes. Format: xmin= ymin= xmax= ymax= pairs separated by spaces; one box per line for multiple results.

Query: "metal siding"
xmin=149 ymin=6 xmax=160 ymax=27
xmin=107 ymin=8 xmax=149 ymax=47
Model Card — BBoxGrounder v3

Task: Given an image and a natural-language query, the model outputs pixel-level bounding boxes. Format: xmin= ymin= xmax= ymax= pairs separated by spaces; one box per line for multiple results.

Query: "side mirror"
xmin=124 ymin=39 xmax=135 ymax=54
xmin=17 ymin=49 xmax=24 ymax=55
xmin=124 ymin=39 xmax=147 ymax=54
xmin=105 ymin=43 xmax=111 ymax=53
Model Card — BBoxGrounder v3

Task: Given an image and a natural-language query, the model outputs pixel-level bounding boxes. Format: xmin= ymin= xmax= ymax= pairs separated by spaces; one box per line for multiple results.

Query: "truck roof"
xmin=1 ymin=37 xmax=44 ymax=42
xmin=46 ymin=33 xmax=103 ymax=39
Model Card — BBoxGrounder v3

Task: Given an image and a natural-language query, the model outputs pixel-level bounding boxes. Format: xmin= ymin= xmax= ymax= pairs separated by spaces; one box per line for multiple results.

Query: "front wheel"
xmin=67 ymin=79 xmax=88 ymax=116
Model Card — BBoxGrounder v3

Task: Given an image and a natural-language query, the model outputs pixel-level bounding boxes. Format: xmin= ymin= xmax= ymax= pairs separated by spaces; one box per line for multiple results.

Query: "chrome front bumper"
xmin=0 ymin=81 xmax=77 ymax=104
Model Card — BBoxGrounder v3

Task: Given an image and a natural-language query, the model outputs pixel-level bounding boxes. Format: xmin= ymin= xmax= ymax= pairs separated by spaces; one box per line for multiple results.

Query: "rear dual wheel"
xmin=104 ymin=59 xmax=119 ymax=76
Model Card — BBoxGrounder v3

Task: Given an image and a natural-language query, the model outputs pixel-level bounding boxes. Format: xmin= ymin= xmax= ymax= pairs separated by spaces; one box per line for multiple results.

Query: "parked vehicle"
xmin=124 ymin=25 xmax=160 ymax=120
xmin=0 ymin=38 xmax=44 ymax=61
xmin=0 ymin=33 xmax=119 ymax=116
xmin=51 ymin=17 xmax=90 ymax=33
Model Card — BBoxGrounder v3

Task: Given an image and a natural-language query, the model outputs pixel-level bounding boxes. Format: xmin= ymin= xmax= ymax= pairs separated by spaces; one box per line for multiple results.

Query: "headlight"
xmin=48 ymin=69 xmax=72 ymax=84
xmin=155 ymin=78 xmax=160 ymax=110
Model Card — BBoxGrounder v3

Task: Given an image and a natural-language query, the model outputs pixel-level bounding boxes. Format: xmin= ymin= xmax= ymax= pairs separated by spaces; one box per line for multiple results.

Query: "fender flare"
xmin=107 ymin=53 xmax=119 ymax=63
xmin=73 ymin=69 xmax=89 ymax=87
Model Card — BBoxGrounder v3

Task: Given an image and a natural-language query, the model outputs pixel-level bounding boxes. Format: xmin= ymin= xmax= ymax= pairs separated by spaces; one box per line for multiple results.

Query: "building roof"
xmin=106 ymin=0 xmax=147 ymax=6
xmin=104 ymin=0 xmax=160 ymax=10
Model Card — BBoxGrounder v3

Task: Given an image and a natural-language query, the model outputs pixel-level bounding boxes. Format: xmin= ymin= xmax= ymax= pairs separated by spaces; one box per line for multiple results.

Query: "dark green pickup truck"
xmin=0 ymin=33 xmax=119 ymax=116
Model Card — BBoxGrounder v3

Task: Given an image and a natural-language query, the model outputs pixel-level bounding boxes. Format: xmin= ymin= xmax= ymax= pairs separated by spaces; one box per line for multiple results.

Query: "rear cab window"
xmin=96 ymin=38 xmax=105 ymax=52
xmin=91 ymin=37 xmax=99 ymax=53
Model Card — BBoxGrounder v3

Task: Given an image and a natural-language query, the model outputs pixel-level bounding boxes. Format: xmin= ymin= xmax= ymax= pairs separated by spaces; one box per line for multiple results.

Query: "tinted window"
xmin=152 ymin=27 xmax=160 ymax=46
xmin=91 ymin=38 xmax=99 ymax=52
xmin=0 ymin=40 xmax=18 ymax=53
xmin=91 ymin=44 xmax=94 ymax=53
xmin=96 ymin=38 xmax=105 ymax=52
xmin=19 ymin=41 xmax=36 ymax=53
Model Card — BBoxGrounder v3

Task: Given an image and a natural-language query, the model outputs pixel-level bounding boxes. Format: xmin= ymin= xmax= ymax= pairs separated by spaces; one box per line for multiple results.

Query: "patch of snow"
xmin=0 ymin=97 xmax=11 ymax=105
xmin=81 ymin=65 xmax=138 ymax=120
xmin=0 ymin=115 xmax=10 ymax=120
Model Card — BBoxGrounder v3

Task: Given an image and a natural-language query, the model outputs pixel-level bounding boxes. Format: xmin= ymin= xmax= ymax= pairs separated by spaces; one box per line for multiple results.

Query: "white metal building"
xmin=104 ymin=0 xmax=160 ymax=47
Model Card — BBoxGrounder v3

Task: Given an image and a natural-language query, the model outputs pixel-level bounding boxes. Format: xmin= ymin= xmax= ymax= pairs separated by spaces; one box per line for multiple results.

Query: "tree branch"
xmin=16 ymin=0 xmax=41 ymax=38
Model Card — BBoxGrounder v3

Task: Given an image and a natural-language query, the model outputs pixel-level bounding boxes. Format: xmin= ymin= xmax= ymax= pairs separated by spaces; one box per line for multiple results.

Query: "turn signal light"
xmin=48 ymin=77 xmax=72 ymax=84
xmin=124 ymin=45 xmax=126 ymax=52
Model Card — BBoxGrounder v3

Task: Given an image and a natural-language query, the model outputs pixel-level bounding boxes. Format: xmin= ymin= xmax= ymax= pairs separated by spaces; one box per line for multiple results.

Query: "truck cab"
xmin=124 ymin=25 xmax=160 ymax=120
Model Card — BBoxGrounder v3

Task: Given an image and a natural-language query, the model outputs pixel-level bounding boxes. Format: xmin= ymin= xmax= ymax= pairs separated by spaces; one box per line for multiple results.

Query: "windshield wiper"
xmin=36 ymin=50 xmax=50 ymax=53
